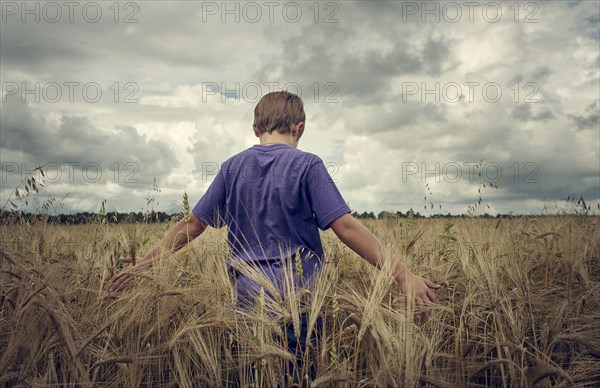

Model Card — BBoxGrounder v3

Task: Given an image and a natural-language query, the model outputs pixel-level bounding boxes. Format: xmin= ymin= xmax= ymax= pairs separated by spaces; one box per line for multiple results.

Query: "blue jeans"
xmin=228 ymin=313 xmax=322 ymax=387
xmin=283 ymin=312 xmax=323 ymax=385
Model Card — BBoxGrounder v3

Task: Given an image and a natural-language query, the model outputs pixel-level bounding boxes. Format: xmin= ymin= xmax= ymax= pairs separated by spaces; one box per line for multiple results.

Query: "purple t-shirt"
xmin=192 ymin=143 xmax=350 ymax=306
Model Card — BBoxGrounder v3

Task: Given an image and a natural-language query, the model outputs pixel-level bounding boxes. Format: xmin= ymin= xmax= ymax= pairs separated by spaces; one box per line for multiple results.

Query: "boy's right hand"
xmin=109 ymin=256 xmax=136 ymax=293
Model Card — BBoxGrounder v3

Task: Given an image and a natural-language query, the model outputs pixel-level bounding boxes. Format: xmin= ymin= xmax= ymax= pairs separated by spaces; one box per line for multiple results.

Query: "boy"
xmin=109 ymin=92 xmax=440 ymax=382
xmin=110 ymin=91 xmax=440 ymax=308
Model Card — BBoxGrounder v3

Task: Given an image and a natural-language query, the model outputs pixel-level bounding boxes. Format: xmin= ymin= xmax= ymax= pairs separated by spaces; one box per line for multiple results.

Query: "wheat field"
xmin=1 ymin=215 xmax=599 ymax=387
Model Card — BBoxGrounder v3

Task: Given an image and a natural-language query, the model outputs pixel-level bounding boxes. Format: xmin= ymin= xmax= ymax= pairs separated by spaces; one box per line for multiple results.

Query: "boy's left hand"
xmin=412 ymin=274 xmax=441 ymax=306
xmin=396 ymin=269 xmax=441 ymax=307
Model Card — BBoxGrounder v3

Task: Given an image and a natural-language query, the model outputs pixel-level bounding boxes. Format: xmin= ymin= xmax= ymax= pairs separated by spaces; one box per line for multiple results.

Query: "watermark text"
xmin=1 ymin=162 xmax=140 ymax=184
xmin=201 ymin=81 xmax=339 ymax=103
xmin=401 ymin=81 xmax=539 ymax=103
xmin=402 ymin=161 xmax=540 ymax=183
xmin=1 ymin=1 xmax=140 ymax=23
xmin=2 ymin=81 xmax=140 ymax=104
xmin=199 ymin=1 xmax=339 ymax=23
xmin=400 ymin=1 xmax=539 ymax=24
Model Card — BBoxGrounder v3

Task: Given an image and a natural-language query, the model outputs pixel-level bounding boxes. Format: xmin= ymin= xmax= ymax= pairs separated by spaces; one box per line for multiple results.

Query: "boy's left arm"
xmin=109 ymin=213 xmax=207 ymax=292
xmin=330 ymin=214 xmax=440 ymax=306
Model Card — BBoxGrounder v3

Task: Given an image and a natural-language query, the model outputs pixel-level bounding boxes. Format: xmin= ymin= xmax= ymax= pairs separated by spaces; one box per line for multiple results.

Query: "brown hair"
xmin=253 ymin=91 xmax=305 ymax=137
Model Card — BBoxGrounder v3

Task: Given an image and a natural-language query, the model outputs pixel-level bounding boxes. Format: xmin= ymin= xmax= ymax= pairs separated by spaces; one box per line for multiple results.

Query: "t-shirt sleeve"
xmin=305 ymin=160 xmax=351 ymax=230
xmin=192 ymin=168 xmax=227 ymax=228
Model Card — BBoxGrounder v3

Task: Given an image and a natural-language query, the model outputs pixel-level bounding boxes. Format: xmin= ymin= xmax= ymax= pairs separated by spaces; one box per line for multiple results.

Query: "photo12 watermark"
xmin=1 ymin=162 xmax=140 ymax=184
xmin=401 ymin=161 xmax=540 ymax=184
xmin=401 ymin=81 xmax=539 ymax=103
xmin=1 ymin=81 xmax=140 ymax=104
xmin=198 ymin=1 xmax=339 ymax=24
xmin=200 ymin=161 xmax=340 ymax=183
xmin=1 ymin=1 xmax=140 ymax=23
xmin=400 ymin=1 xmax=539 ymax=24
xmin=201 ymin=81 xmax=339 ymax=103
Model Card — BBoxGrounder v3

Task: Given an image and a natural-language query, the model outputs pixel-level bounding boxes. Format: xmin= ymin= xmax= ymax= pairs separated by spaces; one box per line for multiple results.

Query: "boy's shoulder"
xmin=224 ymin=144 xmax=323 ymax=167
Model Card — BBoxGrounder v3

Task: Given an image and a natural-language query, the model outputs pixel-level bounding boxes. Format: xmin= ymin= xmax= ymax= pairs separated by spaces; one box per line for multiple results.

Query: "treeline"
xmin=0 ymin=210 xmax=180 ymax=225
xmin=352 ymin=210 xmax=512 ymax=220
xmin=0 ymin=209 xmax=527 ymax=225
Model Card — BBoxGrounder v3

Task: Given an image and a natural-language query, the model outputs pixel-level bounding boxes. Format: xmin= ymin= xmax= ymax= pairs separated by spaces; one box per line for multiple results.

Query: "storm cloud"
xmin=1 ymin=1 xmax=598 ymax=215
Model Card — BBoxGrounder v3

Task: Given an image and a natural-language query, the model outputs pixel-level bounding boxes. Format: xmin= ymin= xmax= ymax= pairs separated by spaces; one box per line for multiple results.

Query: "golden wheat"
xmin=0 ymin=215 xmax=598 ymax=386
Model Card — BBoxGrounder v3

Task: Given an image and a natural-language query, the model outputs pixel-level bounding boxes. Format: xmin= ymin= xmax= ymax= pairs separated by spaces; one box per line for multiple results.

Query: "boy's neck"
xmin=258 ymin=131 xmax=298 ymax=148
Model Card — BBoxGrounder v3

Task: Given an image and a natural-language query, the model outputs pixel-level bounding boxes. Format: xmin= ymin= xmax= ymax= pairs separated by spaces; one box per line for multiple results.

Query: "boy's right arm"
xmin=109 ymin=213 xmax=207 ymax=292
xmin=330 ymin=214 xmax=440 ymax=307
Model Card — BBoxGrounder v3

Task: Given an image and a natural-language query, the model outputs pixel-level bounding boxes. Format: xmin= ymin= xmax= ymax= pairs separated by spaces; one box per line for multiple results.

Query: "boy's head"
xmin=253 ymin=91 xmax=305 ymax=139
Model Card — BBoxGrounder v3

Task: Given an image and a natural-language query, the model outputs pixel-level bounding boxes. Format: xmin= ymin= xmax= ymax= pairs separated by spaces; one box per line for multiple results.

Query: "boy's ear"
xmin=252 ymin=124 xmax=260 ymax=137
xmin=292 ymin=122 xmax=304 ymax=138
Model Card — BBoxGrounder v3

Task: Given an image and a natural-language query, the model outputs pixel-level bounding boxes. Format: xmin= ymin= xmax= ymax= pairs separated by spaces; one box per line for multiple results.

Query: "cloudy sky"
xmin=1 ymin=0 xmax=599 ymax=216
